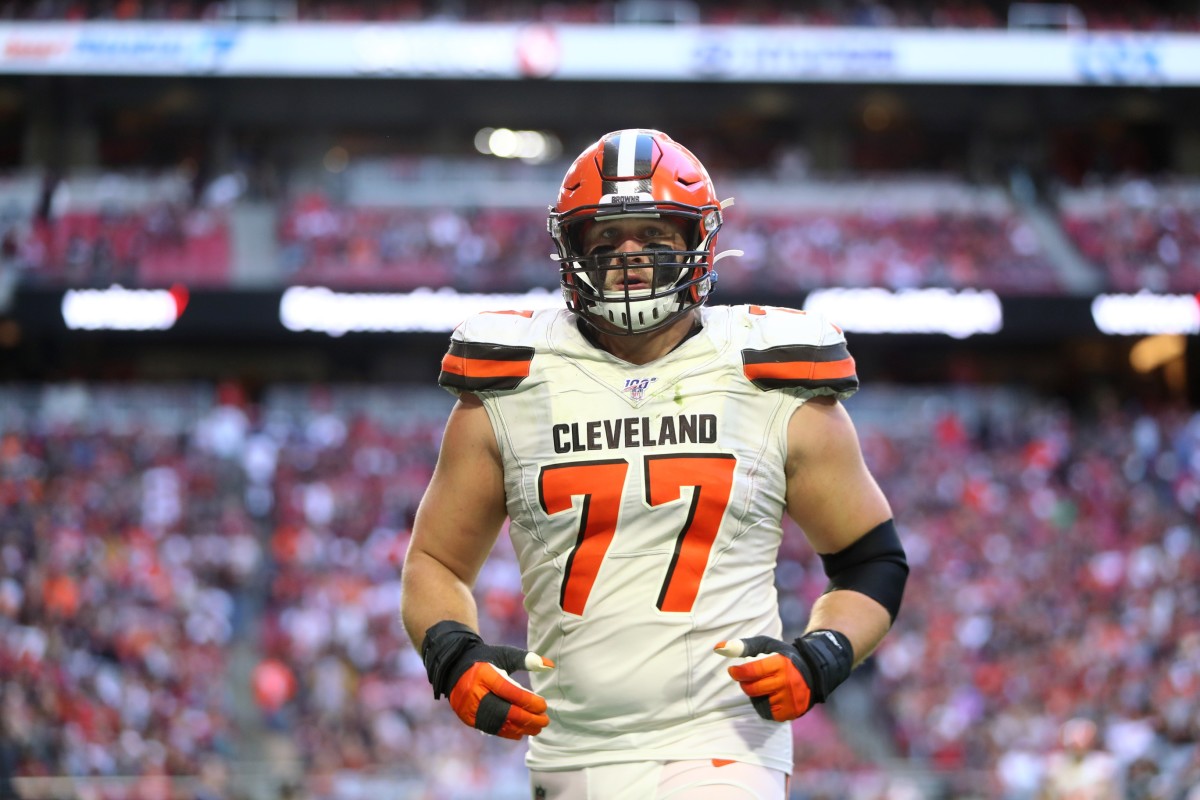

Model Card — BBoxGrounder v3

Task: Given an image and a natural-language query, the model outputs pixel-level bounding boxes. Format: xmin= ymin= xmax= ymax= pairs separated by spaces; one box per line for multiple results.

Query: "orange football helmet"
xmin=548 ymin=129 xmax=727 ymax=334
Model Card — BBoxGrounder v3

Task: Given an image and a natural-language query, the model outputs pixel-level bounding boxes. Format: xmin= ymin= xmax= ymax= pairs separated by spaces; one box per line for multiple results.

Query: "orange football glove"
xmin=422 ymin=621 xmax=554 ymax=740
xmin=715 ymin=630 xmax=853 ymax=722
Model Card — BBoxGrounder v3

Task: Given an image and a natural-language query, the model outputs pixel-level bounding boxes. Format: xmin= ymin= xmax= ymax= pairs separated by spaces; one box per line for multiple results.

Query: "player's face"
xmin=580 ymin=217 xmax=689 ymax=296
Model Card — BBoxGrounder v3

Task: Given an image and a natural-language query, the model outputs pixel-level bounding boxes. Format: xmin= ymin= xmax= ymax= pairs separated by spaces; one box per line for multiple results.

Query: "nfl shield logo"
xmin=623 ymin=377 xmax=656 ymax=401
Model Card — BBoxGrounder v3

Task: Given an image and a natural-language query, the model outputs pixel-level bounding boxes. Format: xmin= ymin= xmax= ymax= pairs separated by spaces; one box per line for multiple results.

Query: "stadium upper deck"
xmin=1 ymin=0 xmax=1197 ymax=31
xmin=4 ymin=168 xmax=1198 ymax=295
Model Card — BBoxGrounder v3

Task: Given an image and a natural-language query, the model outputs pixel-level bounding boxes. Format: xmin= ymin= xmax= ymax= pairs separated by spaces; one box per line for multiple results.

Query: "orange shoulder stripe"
xmin=743 ymin=356 xmax=856 ymax=382
xmin=440 ymin=354 xmax=532 ymax=379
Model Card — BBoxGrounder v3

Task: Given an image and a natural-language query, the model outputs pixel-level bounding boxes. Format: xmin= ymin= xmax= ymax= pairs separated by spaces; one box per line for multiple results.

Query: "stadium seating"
xmin=275 ymin=180 xmax=1062 ymax=294
xmin=0 ymin=173 xmax=232 ymax=288
xmin=0 ymin=385 xmax=253 ymax=798
xmin=4 ymin=0 xmax=1197 ymax=30
xmin=16 ymin=170 xmax=1200 ymax=296
xmin=1060 ymin=180 xmax=1200 ymax=292
xmin=4 ymin=383 xmax=1196 ymax=798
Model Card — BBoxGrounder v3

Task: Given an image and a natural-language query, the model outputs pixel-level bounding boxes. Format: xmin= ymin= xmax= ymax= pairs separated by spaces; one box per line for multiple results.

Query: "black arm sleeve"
xmin=819 ymin=518 xmax=908 ymax=623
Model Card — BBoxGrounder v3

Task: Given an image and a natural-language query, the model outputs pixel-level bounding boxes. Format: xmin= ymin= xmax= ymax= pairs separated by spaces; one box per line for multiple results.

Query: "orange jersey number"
xmin=539 ymin=454 xmax=737 ymax=616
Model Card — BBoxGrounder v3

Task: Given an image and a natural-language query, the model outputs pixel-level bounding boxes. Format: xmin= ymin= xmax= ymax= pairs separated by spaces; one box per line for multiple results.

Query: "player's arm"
xmin=784 ymin=396 xmax=901 ymax=660
xmin=400 ymin=392 xmax=553 ymax=739
xmin=401 ymin=393 xmax=507 ymax=644
xmin=718 ymin=395 xmax=907 ymax=722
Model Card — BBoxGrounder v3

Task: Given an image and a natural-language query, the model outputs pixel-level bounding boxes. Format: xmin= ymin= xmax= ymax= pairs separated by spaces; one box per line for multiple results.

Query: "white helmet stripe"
xmin=617 ymin=129 xmax=641 ymax=176
xmin=599 ymin=129 xmax=654 ymax=196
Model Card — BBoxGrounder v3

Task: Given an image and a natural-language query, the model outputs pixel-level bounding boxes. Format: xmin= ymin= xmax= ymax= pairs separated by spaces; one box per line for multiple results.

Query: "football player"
xmin=401 ymin=129 xmax=908 ymax=799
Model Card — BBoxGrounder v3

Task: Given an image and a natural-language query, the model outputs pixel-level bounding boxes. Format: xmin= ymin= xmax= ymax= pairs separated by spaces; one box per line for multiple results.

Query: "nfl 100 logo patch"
xmin=622 ymin=377 xmax=656 ymax=401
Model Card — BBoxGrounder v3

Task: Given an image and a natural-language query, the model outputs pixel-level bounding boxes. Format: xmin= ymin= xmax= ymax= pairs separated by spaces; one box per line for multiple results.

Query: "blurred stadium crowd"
xmin=4 ymin=170 xmax=1199 ymax=294
xmin=1 ymin=0 xmax=1197 ymax=30
xmin=1 ymin=2 xmax=1198 ymax=798
xmin=270 ymin=189 xmax=1062 ymax=294
xmin=1 ymin=382 xmax=1197 ymax=799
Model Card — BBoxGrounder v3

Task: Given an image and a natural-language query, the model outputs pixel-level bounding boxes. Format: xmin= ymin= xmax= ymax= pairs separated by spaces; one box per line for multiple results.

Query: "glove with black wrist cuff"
xmin=714 ymin=629 xmax=854 ymax=722
xmin=421 ymin=620 xmax=554 ymax=740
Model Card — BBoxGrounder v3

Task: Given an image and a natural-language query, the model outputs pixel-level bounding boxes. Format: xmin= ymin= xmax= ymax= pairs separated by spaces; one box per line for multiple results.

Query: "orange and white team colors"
xmin=438 ymin=302 xmax=858 ymax=773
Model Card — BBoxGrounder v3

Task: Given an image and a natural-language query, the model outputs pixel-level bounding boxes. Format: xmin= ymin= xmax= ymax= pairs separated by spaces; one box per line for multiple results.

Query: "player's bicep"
xmin=410 ymin=393 xmax=509 ymax=585
xmin=784 ymin=396 xmax=891 ymax=555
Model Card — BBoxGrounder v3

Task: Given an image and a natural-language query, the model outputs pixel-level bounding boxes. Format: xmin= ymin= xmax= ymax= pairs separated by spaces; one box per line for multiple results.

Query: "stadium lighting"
xmin=474 ymin=127 xmax=561 ymax=163
xmin=323 ymin=145 xmax=349 ymax=173
xmin=489 ymin=128 xmax=521 ymax=158
xmin=473 ymin=127 xmax=495 ymax=154
xmin=1091 ymin=292 xmax=1200 ymax=335
xmin=803 ymin=288 xmax=1002 ymax=338
xmin=279 ymin=286 xmax=561 ymax=336
xmin=61 ymin=285 xmax=189 ymax=331
xmin=1130 ymin=334 xmax=1187 ymax=374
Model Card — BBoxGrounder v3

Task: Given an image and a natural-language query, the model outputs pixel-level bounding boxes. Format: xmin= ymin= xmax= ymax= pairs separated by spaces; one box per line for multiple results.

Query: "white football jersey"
xmin=438 ymin=304 xmax=858 ymax=773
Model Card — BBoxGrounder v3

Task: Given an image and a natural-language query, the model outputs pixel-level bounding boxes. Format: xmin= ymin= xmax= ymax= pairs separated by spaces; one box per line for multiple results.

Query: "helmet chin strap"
xmin=588 ymin=292 xmax=679 ymax=334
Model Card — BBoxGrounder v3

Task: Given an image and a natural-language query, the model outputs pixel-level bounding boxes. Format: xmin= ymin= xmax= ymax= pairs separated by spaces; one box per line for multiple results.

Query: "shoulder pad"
xmin=438 ymin=310 xmax=546 ymax=394
xmin=735 ymin=305 xmax=858 ymax=398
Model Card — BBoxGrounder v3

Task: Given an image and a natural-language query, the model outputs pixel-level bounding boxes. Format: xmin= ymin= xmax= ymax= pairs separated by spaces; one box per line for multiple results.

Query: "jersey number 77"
xmin=538 ymin=454 xmax=737 ymax=616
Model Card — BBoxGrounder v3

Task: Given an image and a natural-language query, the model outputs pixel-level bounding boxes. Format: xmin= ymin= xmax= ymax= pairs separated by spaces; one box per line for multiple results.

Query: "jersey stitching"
xmin=707 ymin=325 xmax=789 ymax=570
xmin=684 ymin=626 xmax=696 ymax=719
xmin=534 ymin=314 xmax=574 ymax=714
xmin=707 ymin=393 xmax=789 ymax=571
xmin=659 ymin=779 xmax=770 ymax=799
xmin=481 ymin=313 xmax=556 ymax=557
